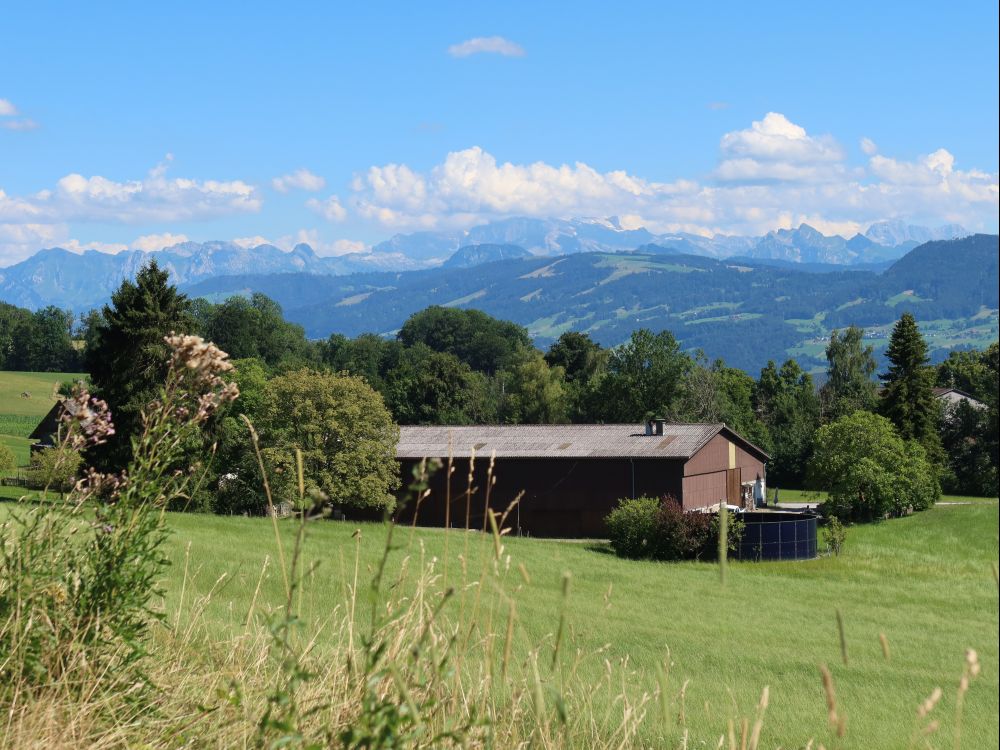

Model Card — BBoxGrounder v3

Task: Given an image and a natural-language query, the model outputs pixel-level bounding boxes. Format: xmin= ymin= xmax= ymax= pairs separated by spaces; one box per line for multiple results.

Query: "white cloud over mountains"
xmin=0 ymin=112 xmax=997 ymax=266
xmin=0 ymin=159 xmax=261 ymax=265
xmin=0 ymin=159 xmax=260 ymax=226
xmin=345 ymin=112 xmax=998 ymax=237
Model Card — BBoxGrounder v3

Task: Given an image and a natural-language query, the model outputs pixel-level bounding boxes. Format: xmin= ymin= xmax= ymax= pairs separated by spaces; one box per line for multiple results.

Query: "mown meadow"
xmin=5 ymin=492 xmax=991 ymax=748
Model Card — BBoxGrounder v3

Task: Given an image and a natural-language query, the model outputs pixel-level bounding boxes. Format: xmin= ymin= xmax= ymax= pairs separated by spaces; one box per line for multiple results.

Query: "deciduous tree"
xmin=258 ymin=369 xmax=400 ymax=511
xmin=808 ymin=410 xmax=939 ymax=520
xmin=820 ymin=326 xmax=878 ymax=421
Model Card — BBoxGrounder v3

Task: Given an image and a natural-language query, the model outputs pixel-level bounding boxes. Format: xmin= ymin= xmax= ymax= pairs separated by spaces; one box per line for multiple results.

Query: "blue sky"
xmin=1 ymin=1 xmax=997 ymax=265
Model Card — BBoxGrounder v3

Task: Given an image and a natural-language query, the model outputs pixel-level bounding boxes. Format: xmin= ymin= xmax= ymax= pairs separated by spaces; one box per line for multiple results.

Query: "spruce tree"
xmin=86 ymin=260 xmax=194 ymax=470
xmin=879 ymin=312 xmax=944 ymax=464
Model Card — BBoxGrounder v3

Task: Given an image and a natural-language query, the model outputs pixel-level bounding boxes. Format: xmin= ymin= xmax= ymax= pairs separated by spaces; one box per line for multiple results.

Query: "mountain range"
xmin=0 ymin=218 xmax=969 ymax=312
xmin=180 ymin=234 xmax=998 ymax=373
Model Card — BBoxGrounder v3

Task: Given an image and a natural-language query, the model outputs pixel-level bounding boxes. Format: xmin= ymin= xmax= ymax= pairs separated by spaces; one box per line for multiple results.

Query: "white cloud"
xmin=860 ymin=137 xmax=878 ymax=156
xmin=271 ymin=168 xmax=326 ymax=193
xmin=269 ymin=228 xmax=370 ymax=257
xmin=0 ymin=160 xmax=261 ymax=225
xmin=0 ymin=222 xmax=67 ymax=265
xmin=60 ymin=239 xmax=131 ymax=255
xmin=306 ymin=194 xmax=348 ymax=222
xmin=232 ymin=235 xmax=274 ymax=249
xmin=1 ymin=119 xmax=39 ymax=131
xmin=715 ymin=112 xmax=846 ymax=183
xmin=447 ymin=36 xmax=525 ymax=58
xmin=131 ymin=232 xmax=190 ymax=252
xmin=0 ymin=161 xmax=263 ymax=265
xmin=330 ymin=238 xmax=367 ymax=255
xmin=347 ymin=113 xmax=999 ymax=237
xmin=0 ymin=98 xmax=17 ymax=116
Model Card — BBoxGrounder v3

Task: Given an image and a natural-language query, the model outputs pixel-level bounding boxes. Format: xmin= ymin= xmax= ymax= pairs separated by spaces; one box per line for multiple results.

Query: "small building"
xmin=932 ymin=387 xmax=986 ymax=412
xmin=394 ymin=421 xmax=769 ymax=537
xmin=27 ymin=401 xmax=64 ymax=453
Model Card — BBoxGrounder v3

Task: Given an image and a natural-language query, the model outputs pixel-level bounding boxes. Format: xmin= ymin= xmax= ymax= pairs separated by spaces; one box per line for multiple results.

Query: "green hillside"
xmin=0 ymin=370 xmax=85 ymax=470
xmin=183 ymin=234 xmax=1000 ymax=373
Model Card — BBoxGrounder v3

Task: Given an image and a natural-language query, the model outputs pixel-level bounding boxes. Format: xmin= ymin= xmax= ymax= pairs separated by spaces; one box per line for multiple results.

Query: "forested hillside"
xmin=183 ymin=234 xmax=999 ymax=372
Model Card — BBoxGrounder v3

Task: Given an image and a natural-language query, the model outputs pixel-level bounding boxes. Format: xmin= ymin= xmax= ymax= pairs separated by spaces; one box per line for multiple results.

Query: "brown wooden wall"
xmin=680 ymin=470 xmax=727 ymax=509
xmin=389 ymin=457 xmax=685 ymax=537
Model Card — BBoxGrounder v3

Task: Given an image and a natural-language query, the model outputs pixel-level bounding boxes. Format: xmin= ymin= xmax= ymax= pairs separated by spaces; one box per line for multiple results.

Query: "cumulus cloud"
xmin=306 ymin=194 xmax=348 ymax=222
xmin=860 ymin=137 xmax=878 ymax=156
xmin=131 ymin=232 xmax=190 ymax=252
xmin=0 ymin=160 xmax=261 ymax=226
xmin=271 ymin=168 xmax=326 ymax=193
xmin=448 ymin=36 xmax=525 ymax=58
xmin=0 ymin=161 xmax=263 ymax=265
xmin=715 ymin=112 xmax=847 ymax=183
xmin=0 ymin=98 xmax=17 ymax=115
xmin=347 ymin=113 xmax=998 ymax=237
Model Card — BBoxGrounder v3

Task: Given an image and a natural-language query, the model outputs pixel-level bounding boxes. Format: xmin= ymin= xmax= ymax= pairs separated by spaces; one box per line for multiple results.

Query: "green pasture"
xmin=0 ymin=370 xmax=86 ymax=474
xmin=142 ymin=498 xmax=998 ymax=748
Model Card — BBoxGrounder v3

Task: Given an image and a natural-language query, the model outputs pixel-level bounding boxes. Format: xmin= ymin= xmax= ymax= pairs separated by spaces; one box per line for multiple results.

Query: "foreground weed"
xmin=0 ymin=335 xmax=237 ymax=702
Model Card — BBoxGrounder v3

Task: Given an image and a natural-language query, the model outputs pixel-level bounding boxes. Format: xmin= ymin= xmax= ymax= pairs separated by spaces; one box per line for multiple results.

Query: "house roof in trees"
xmin=28 ymin=401 xmax=63 ymax=445
xmin=932 ymin=387 xmax=987 ymax=409
xmin=396 ymin=423 xmax=770 ymax=461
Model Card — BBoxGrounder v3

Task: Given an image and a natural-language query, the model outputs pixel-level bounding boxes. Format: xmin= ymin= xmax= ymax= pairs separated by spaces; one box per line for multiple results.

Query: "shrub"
xmin=0 ymin=443 xmax=15 ymax=474
xmin=605 ymin=495 xmax=660 ymax=558
xmin=653 ymin=498 xmax=713 ymax=560
xmin=823 ymin=515 xmax=847 ymax=556
xmin=605 ymin=495 xmax=744 ymax=562
xmin=25 ymin=445 xmax=82 ymax=494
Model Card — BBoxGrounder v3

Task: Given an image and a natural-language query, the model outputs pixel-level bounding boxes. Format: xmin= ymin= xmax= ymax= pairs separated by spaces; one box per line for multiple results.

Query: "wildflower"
xmin=74 ymin=466 xmax=128 ymax=502
xmin=164 ymin=333 xmax=240 ymax=421
xmin=60 ymin=386 xmax=115 ymax=449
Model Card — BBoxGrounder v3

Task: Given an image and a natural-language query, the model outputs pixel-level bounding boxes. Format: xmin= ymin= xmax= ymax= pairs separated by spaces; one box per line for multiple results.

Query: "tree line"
xmin=6 ymin=260 xmax=998 ymax=514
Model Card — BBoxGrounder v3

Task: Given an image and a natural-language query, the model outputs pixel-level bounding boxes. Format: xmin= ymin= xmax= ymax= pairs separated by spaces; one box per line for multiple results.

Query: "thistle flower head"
xmin=60 ymin=386 xmax=115 ymax=449
xmin=164 ymin=333 xmax=240 ymax=421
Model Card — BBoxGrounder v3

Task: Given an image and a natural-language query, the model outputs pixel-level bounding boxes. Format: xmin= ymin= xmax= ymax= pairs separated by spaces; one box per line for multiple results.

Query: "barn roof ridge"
xmin=396 ymin=422 xmax=770 ymax=461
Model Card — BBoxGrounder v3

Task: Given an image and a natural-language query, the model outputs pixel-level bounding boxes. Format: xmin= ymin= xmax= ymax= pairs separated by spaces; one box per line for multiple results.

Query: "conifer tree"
xmin=879 ymin=312 xmax=944 ymax=465
xmin=86 ymin=260 xmax=194 ymax=469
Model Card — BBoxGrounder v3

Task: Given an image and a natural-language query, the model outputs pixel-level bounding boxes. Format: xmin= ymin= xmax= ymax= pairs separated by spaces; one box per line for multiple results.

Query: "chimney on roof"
xmin=644 ymin=420 xmax=653 ymax=436
xmin=654 ymin=418 xmax=665 ymax=436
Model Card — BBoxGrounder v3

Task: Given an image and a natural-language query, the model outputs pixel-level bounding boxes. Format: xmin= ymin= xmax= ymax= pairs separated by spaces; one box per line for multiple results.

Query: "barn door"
xmin=726 ymin=468 xmax=742 ymax=506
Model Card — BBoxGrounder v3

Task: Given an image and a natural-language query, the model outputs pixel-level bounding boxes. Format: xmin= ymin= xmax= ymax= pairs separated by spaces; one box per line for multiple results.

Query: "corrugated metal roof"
xmin=397 ymin=423 xmax=729 ymax=459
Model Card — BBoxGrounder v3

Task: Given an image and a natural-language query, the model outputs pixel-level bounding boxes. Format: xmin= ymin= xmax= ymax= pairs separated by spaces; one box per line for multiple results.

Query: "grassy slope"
xmin=157 ymin=500 xmax=999 ymax=747
xmin=0 ymin=370 xmax=85 ymax=473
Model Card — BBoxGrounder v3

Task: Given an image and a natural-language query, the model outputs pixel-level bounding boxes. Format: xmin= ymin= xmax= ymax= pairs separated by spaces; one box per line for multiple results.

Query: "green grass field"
xmin=144 ymin=498 xmax=998 ymax=747
xmin=0 ymin=370 xmax=86 ymax=474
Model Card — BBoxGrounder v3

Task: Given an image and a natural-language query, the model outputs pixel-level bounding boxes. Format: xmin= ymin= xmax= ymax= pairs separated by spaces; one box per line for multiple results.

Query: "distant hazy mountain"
xmin=0 ymin=241 xmax=421 ymax=311
xmin=443 ymin=244 xmax=531 ymax=268
xmin=0 ymin=218 xmax=972 ymax=312
xmin=864 ymin=220 xmax=968 ymax=247
xmin=372 ymin=217 xmax=968 ymax=267
xmin=181 ymin=235 xmax=999 ymax=374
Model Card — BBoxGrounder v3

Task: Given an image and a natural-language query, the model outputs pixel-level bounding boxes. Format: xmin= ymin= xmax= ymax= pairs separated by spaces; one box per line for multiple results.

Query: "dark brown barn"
xmin=28 ymin=401 xmax=64 ymax=453
xmin=394 ymin=421 xmax=769 ymax=537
